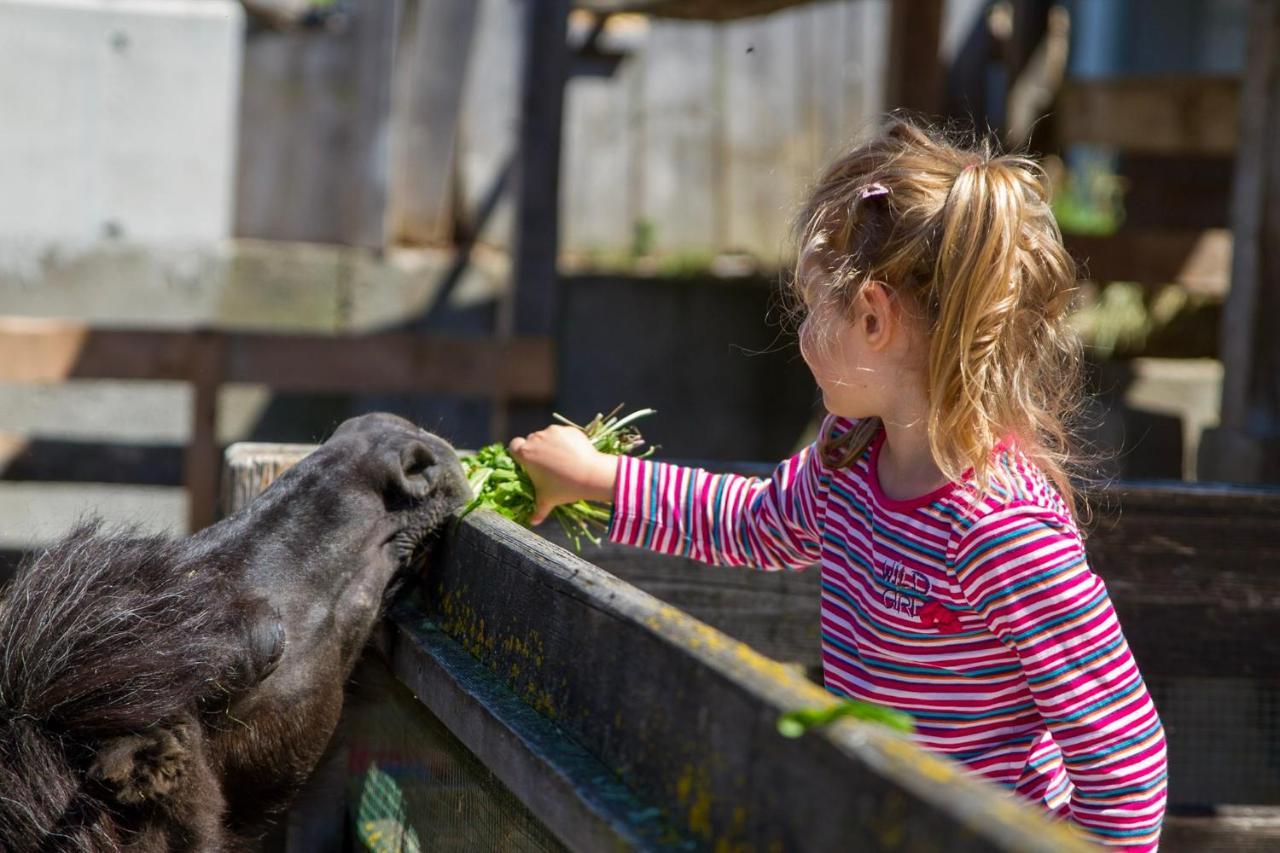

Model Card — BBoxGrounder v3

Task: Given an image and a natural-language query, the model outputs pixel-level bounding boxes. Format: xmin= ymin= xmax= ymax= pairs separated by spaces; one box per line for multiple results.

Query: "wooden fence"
xmin=0 ymin=318 xmax=553 ymax=531
xmin=235 ymin=0 xmax=890 ymax=261
xmin=226 ymin=443 xmax=1090 ymax=852
xmin=227 ymin=444 xmax=1280 ymax=851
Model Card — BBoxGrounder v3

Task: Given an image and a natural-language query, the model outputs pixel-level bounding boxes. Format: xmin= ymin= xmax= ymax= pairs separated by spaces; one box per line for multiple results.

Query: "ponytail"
xmin=928 ymin=157 xmax=1082 ymax=513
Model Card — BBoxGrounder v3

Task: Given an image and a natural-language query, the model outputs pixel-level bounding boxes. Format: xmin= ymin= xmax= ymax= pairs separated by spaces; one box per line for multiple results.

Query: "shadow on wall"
xmin=238 ymin=272 xmax=821 ymax=462
xmin=556 ymin=274 xmax=820 ymax=462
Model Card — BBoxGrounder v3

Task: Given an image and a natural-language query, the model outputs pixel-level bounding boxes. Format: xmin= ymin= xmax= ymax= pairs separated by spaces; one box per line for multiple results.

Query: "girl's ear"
xmin=859 ymin=280 xmax=895 ymax=350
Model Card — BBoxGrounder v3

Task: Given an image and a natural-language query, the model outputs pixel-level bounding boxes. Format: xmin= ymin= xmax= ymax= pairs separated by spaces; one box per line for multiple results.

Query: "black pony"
xmin=0 ymin=413 xmax=468 ymax=851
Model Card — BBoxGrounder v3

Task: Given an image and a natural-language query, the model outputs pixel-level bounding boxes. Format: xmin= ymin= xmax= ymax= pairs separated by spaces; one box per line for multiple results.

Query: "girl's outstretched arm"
xmin=952 ymin=504 xmax=1168 ymax=851
xmin=606 ymin=424 xmax=834 ymax=571
xmin=513 ymin=418 xmax=836 ymax=570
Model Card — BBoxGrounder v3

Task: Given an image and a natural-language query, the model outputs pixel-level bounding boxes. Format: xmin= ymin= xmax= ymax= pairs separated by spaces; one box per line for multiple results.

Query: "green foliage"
xmin=777 ymin=699 xmax=915 ymax=738
xmin=1073 ymin=281 xmax=1221 ymax=360
xmin=1072 ymin=282 xmax=1151 ymax=358
xmin=1053 ymin=163 xmax=1125 ymax=236
xmin=631 ymin=219 xmax=656 ymax=259
xmin=460 ymin=407 xmax=656 ymax=551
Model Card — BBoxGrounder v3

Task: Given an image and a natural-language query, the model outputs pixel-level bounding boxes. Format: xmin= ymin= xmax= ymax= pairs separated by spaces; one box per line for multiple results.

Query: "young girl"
xmin=509 ymin=119 xmax=1167 ymax=849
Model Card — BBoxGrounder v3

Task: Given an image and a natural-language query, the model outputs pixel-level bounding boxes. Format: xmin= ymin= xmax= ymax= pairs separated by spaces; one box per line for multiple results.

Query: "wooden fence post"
xmin=1200 ymin=0 xmax=1280 ymax=482
xmin=884 ymin=0 xmax=943 ymax=116
xmin=186 ymin=331 xmax=226 ymax=532
xmin=496 ymin=0 xmax=571 ymax=439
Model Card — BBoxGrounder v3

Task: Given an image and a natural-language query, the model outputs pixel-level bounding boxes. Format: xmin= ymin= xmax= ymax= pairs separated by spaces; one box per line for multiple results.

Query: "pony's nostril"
xmin=401 ymin=442 xmax=436 ymax=480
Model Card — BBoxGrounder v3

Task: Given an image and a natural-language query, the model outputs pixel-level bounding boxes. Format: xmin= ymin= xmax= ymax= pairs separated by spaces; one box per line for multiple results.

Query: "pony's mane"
xmin=0 ymin=522 xmax=247 ymax=849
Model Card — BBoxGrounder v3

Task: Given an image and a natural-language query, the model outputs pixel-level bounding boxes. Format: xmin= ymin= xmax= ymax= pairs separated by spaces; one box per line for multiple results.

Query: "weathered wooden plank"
xmin=0 ymin=321 xmax=556 ymax=400
xmin=1057 ymin=76 xmax=1241 ymax=156
xmin=0 ymin=436 xmax=183 ymax=486
xmin=885 ymin=0 xmax=943 ymax=115
xmin=0 ymin=317 xmax=191 ymax=382
xmin=562 ymin=25 xmax=639 ymax=254
xmin=386 ymin=0 xmax=480 ymax=246
xmin=221 ymin=442 xmax=313 ymax=518
xmin=639 ymin=20 xmax=719 ymax=252
xmin=577 ymin=0 xmax=817 ymax=20
xmin=235 ymin=26 xmax=359 ymax=244
xmin=455 ymin=0 xmax=520 ymax=248
xmin=344 ymin=0 xmax=399 ymax=249
xmin=423 ymin=510 xmax=1090 ymax=852
xmin=1163 ymin=807 xmax=1280 ymax=852
xmin=723 ymin=11 xmax=806 ymax=259
xmin=1065 ymin=229 xmax=1231 ymax=296
xmin=227 ymin=332 xmax=555 ymax=399
xmin=376 ymin=605 xmax=690 ymax=850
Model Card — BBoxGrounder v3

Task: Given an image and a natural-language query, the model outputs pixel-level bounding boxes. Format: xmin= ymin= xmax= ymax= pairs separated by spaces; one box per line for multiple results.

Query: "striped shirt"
xmin=608 ymin=417 xmax=1168 ymax=849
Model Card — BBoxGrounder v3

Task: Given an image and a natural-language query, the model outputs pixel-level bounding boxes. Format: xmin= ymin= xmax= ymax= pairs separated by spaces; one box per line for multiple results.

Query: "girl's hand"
xmin=508 ymin=425 xmax=618 ymax=524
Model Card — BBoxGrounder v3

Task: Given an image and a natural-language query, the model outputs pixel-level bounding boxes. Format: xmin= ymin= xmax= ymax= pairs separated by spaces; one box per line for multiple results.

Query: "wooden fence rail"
xmin=226 ymin=443 xmax=1280 ymax=850
xmin=0 ymin=317 xmax=554 ymax=531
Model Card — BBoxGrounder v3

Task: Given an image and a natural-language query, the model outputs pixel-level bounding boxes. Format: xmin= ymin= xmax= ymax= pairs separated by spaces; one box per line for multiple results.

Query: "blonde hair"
xmin=794 ymin=118 xmax=1084 ymax=518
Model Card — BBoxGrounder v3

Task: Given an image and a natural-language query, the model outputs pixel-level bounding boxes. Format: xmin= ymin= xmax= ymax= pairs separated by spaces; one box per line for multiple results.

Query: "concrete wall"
xmin=0 ymin=0 xmax=244 ymax=247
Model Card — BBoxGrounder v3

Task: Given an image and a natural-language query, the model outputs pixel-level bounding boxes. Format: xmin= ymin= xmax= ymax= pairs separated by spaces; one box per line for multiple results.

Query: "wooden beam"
xmin=221 ymin=443 xmax=314 ymax=518
xmin=224 ymin=446 xmax=1280 ymax=680
xmin=1065 ymin=229 xmax=1231 ymax=296
xmin=0 ymin=317 xmax=191 ymax=382
xmin=186 ymin=331 xmax=226 ymax=531
xmin=1202 ymin=0 xmax=1280 ymax=483
xmin=1057 ymin=76 xmax=1241 ymax=156
xmin=226 ymin=332 xmax=555 ymax=399
xmin=0 ymin=321 xmax=556 ymax=400
xmin=885 ymin=0 xmax=944 ymax=116
xmin=0 ymin=436 xmax=184 ymax=485
xmin=1218 ymin=0 xmax=1280 ymax=440
xmin=502 ymin=0 xmax=572 ymax=438
xmin=1163 ymin=807 xmax=1280 ymax=850
xmin=575 ymin=0 xmax=816 ymax=20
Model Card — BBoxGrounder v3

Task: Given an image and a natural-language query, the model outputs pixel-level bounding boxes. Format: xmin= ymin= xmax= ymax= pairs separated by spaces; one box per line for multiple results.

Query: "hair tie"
xmin=858 ymin=182 xmax=890 ymax=200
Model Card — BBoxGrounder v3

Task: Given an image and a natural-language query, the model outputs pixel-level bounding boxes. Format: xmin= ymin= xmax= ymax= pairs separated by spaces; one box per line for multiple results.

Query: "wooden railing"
xmin=226 ymin=443 xmax=1280 ymax=850
xmin=0 ymin=317 xmax=554 ymax=531
xmin=225 ymin=444 xmax=1091 ymax=852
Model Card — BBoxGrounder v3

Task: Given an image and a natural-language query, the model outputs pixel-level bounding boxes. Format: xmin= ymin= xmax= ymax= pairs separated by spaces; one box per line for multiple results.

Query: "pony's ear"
xmin=89 ymin=718 xmax=200 ymax=806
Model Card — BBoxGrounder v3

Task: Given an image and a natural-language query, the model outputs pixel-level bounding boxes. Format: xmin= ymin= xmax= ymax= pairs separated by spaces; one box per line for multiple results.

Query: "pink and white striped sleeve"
xmin=953 ymin=503 xmax=1168 ymax=850
xmin=606 ymin=432 xmax=832 ymax=571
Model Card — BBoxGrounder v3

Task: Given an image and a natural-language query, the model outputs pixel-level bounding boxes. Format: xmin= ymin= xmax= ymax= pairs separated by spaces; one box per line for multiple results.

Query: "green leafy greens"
xmin=777 ymin=699 xmax=915 ymax=738
xmin=460 ymin=406 xmax=656 ymax=551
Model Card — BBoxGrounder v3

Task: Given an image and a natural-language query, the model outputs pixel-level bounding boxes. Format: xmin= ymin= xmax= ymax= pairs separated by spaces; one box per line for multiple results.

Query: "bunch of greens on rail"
xmin=460 ymin=406 xmax=656 ymax=551
xmin=777 ymin=699 xmax=915 ymax=737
